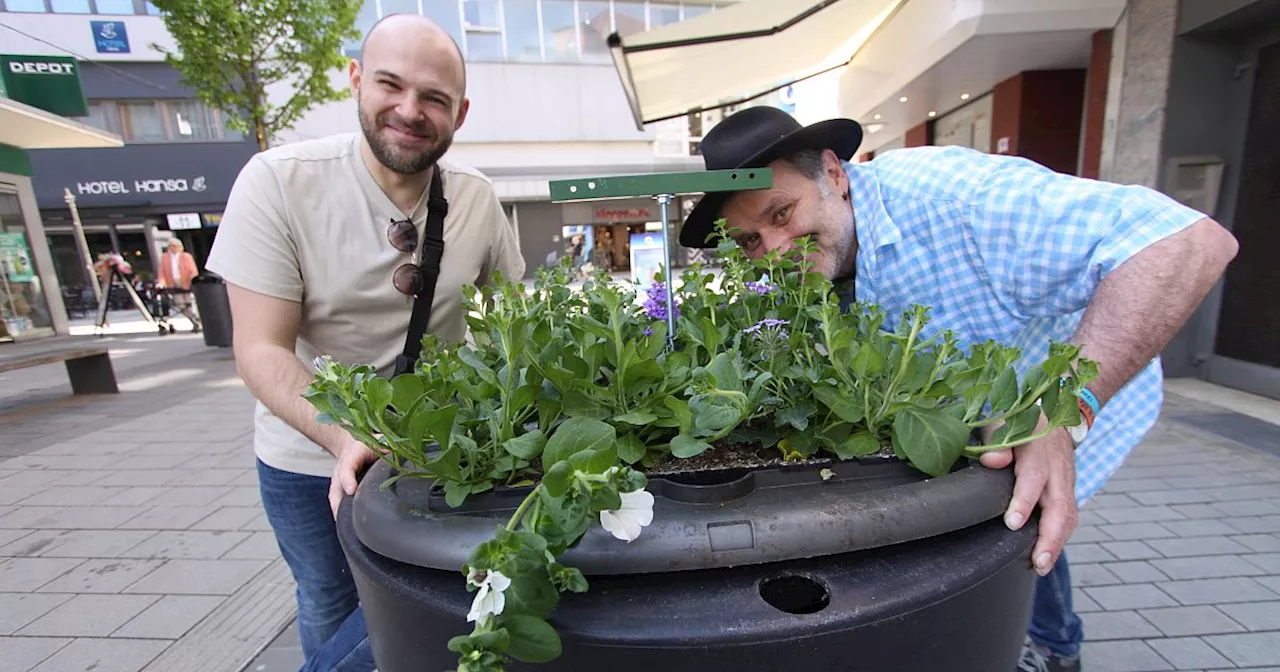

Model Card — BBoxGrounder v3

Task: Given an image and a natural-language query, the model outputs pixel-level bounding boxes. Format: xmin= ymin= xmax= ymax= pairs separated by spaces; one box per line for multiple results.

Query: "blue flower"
xmin=642 ymin=282 xmax=681 ymax=322
xmin=745 ymin=280 xmax=774 ymax=295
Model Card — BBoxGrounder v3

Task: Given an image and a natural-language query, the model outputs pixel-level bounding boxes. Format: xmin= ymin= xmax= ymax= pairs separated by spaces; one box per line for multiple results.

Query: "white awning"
xmin=0 ymin=97 xmax=123 ymax=150
xmin=608 ymin=0 xmax=905 ymax=129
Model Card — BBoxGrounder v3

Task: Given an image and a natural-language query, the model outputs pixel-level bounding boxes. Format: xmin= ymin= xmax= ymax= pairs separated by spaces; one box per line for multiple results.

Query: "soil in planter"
xmin=643 ymin=437 xmax=896 ymax=478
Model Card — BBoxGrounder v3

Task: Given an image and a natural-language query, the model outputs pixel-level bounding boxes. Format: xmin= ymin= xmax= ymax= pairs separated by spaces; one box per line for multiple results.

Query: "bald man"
xmin=206 ymin=14 xmax=524 ymax=672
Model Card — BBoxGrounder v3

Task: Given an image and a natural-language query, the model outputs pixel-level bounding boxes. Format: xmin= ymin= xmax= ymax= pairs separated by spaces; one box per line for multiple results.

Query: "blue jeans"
xmin=1028 ymin=551 xmax=1083 ymax=660
xmin=257 ymin=459 xmax=376 ymax=672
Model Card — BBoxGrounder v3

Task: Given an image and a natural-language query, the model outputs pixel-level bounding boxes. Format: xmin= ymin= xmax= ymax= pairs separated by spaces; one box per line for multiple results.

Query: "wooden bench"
xmin=0 ymin=344 xmax=119 ymax=395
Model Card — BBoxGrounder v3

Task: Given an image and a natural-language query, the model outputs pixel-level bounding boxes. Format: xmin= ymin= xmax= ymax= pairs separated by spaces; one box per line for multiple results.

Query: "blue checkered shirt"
xmin=842 ymin=146 xmax=1207 ymax=504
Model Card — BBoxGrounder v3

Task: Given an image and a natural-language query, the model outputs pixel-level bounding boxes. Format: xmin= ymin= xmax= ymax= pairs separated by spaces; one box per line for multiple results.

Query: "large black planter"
xmin=338 ymin=455 xmax=1039 ymax=671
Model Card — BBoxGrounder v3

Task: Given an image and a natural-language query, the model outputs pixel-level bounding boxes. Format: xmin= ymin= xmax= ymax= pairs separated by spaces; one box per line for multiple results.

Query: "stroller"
xmin=140 ymin=281 xmax=178 ymax=335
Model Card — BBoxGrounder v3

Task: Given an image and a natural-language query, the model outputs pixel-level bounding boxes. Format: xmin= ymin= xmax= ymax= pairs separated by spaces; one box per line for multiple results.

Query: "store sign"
xmin=91 ymin=21 xmax=131 ymax=54
xmin=74 ymin=175 xmax=209 ymax=196
xmin=0 ymin=54 xmax=88 ymax=117
xmin=201 ymin=213 xmax=223 ymax=228
xmin=167 ymin=213 xmax=202 ymax=231
xmin=594 ymin=207 xmax=650 ymax=221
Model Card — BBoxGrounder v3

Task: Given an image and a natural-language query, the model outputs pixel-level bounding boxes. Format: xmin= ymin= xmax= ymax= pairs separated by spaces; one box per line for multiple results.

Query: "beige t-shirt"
xmin=205 ymin=133 xmax=525 ymax=478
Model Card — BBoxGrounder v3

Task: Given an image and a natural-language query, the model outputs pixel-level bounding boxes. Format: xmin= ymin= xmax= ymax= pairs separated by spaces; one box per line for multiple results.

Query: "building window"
xmin=95 ymin=0 xmax=136 ymax=13
xmin=83 ymin=99 xmax=246 ymax=143
xmin=334 ymin=0 xmax=727 ymax=64
xmin=3 ymin=0 xmax=49 ymax=10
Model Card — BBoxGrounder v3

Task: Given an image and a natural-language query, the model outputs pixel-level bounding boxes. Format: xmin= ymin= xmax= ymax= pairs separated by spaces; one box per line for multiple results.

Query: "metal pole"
xmin=63 ymin=188 xmax=102 ymax=303
xmin=656 ymin=193 xmax=675 ymax=342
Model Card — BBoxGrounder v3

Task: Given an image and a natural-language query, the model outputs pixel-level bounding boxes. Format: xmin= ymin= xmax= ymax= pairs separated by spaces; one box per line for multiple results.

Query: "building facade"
xmin=0 ymin=0 xmax=758 ymax=291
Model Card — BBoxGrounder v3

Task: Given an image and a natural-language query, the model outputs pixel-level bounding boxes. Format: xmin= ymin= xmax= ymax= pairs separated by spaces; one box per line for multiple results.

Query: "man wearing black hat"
xmin=681 ymin=106 xmax=1239 ymax=671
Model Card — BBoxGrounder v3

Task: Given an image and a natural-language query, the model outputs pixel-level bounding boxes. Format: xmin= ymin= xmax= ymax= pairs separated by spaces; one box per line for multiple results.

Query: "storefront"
xmin=507 ymin=195 xmax=695 ymax=282
xmin=1 ymin=53 xmax=123 ymax=341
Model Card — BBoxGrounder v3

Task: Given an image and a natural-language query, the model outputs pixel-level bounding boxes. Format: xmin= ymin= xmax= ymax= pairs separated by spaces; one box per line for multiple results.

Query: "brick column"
xmin=904 ymin=122 xmax=930 ymax=147
xmin=990 ymin=69 xmax=1087 ymax=175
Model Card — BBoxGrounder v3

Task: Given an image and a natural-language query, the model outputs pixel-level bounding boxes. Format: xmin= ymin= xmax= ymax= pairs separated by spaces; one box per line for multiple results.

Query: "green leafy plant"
xmin=149 ymin=0 xmax=363 ymax=150
xmin=306 ymin=218 xmax=1098 ymax=671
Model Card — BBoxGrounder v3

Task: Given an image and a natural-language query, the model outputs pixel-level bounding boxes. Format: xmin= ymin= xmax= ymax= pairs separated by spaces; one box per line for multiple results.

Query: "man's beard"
xmin=359 ymin=102 xmax=451 ymax=175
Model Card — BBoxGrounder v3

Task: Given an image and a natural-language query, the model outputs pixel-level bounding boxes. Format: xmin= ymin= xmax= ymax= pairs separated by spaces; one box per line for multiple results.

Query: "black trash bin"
xmin=338 ymin=456 xmax=1039 ymax=672
xmin=190 ymin=273 xmax=233 ymax=347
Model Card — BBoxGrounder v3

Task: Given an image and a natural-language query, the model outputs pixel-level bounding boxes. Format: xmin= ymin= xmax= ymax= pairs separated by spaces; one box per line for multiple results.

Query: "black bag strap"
xmin=394 ymin=168 xmax=447 ymax=376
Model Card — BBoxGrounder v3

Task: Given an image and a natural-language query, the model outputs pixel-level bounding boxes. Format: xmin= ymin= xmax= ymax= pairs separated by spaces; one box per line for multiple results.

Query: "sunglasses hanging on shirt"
xmin=388 ymin=217 xmax=424 ymax=295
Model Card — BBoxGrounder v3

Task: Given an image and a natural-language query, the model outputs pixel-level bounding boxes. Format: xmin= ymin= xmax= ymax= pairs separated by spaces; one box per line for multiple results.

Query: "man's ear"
xmin=348 ymin=59 xmax=362 ymax=97
xmin=824 ymin=149 xmax=849 ymax=192
xmin=454 ymin=97 xmax=471 ymax=131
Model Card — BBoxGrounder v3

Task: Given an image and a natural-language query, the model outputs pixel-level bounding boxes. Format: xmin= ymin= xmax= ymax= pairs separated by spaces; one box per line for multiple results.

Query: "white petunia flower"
xmin=466 ymin=568 xmax=511 ymax=623
xmin=599 ymin=489 xmax=655 ymax=542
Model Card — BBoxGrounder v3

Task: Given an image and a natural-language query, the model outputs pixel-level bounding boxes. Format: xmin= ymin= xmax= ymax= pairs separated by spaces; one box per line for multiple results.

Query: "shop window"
xmin=4 ymin=0 xmax=48 ymax=10
xmin=49 ymin=0 xmax=90 ymax=12
xmin=95 ymin=0 xmax=136 ymax=13
xmin=0 ymin=191 xmax=54 ymax=338
xmin=578 ymin=0 xmax=611 ymax=62
xmin=541 ymin=0 xmax=578 ymax=62
xmin=613 ymin=0 xmax=645 ymax=36
xmin=503 ymin=0 xmax=542 ymax=62
xmin=649 ymin=1 xmax=680 ymax=26
xmin=85 ymin=99 xmax=245 ymax=143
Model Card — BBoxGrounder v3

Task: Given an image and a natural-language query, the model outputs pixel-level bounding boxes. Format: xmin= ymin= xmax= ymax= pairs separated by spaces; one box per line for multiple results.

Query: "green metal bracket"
xmin=549 ymin=168 xmax=772 ymax=202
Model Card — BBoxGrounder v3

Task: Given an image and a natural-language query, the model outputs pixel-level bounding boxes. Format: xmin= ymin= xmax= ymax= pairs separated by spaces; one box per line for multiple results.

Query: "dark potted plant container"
xmin=308 ymin=227 xmax=1095 ymax=672
xmin=338 ymin=455 xmax=1040 ymax=671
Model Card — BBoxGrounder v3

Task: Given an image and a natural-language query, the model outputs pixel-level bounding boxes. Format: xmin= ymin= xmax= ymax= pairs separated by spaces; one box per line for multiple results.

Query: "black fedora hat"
xmin=679 ymin=106 xmax=862 ymax=248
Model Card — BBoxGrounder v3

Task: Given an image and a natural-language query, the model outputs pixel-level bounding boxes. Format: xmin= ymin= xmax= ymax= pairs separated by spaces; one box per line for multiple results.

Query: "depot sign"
xmin=0 ymin=54 xmax=88 ymax=117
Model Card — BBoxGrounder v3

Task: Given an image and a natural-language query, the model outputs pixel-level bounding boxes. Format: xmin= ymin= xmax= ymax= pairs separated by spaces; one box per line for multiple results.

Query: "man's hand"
xmin=980 ymin=414 xmax=1079 ymax=577
xmin=329 ymin=437 xmax=380 ymax=518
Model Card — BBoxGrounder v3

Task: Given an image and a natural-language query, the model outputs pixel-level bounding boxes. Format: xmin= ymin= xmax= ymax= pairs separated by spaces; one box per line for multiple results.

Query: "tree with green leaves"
xmin=149 ymin=0 xmax=364 ymax=151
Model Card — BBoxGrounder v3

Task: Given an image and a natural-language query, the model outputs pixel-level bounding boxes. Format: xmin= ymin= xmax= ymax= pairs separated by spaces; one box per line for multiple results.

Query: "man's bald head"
xmin=359 ymin=13 xmax=466 ymax=94
xmin=349 ymin=12 xmax=472 ymax=176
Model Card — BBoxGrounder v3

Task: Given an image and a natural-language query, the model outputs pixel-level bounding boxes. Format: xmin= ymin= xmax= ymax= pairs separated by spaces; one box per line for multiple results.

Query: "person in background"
xmin=678 ymin=106 xmax=1239 ymax=672
xmin=156 ymin=237 xmax=202 ymax=333
xmin=204 ymin=13 xmax=524 ymax=672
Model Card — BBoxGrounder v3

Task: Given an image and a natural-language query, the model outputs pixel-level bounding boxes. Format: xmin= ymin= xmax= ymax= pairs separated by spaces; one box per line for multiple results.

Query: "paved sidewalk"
xmin=2 ymin=327 xmax=1279 ymax=672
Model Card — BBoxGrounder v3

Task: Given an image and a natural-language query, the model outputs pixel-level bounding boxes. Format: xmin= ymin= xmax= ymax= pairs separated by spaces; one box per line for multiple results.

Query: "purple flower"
xmin=642 ymin=282 xmax=681 ymax=322
xmin=743 ymin=318 xmax=789 ymax=334
xmin=643 ymin=327 xmax=653 ymax=336
xmin=745 ymin=280 xmax=774 ymax=295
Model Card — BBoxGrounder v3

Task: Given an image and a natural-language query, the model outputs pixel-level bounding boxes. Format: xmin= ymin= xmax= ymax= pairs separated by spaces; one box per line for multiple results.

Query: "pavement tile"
xmin=1080 ymin=640 xmax=1172 ymax=671
xmin=0 ymin=636 xmax=71 ymax=672
xmin=17 ymin=594 xmax=161 ymax=637
xmin=1071 ymin=526 xmax=1112 ymax=543
xmin=1150 ymin=555 xmax=1270 ymax=580
xmin=1146 ymin=536 xmax=1251 ymax=558
xmin=99 ymin=487 xmax=175 ymax=508
xmin=1233 ymin=534 xmax=1280 ymax=552
xmin=209 ymin=486 xmax=263 ymax=508
xmin=1074 ymin=589 xmax=1104 ymax=612
xmin=1067 ymin=543 xmax=1118 ymax=563
xmin=1138 ymin=605 xmax=1248 ymax=637
xmin=1168 ymin=504 xmax=1229 ymax=520
xmin=239 ymin=511 xmax=274 ymax=531
xmin=1147 ymin=636 xmax=1235 ymax=670
xmin=1085 ymin=583 xmax=1180 ymax=610
xmin=1158 ymin=519 xmax=1241 ymax=537
xmin=220 ymin=532 xmax=281 ymax=560
xmin=0 ymin=593 xmax=74 ymax=635
xmin=1255 ymin=576 xmax=1280 ymax=594
xmin=114 ymin=506 xmax=213 ymax=531
xmin=45 ymin=471 xmax=112 ymax=487
xmin=165 ymin=470 xmax=245 ymax=487
xmin=110 ymin=595 xmax=224 ymax=640
xmin=1226 ymin=517 xmax=1280 ymax=534
xmin=0 ymin=506 xmax=151 ymax=530
xmin=1105 ymin=561 xmax=1172 ymax=583
xmin=1100 ymin=523 xmax=1177 ymax=541
xmin=0 ymin=557 xmax=85 ymax=591
xmin=141 ymin=487 xmax=226 ymax=508
xmin=1241 ymin=553 xmax=1280 ymax=573
xmin=1213 ymin=500 xmax=1280 ymax=517
xmin=1103 ymin=541 xmax=1165 ymax=561
xmin=1205 ymin=485 xmax=1280 ymax=502
xmin=1074 ymin=563 xmax=1123 ymax=587
xmin=0 ymin=529 xmax=33 ymax=551
xmin=190 ymin=507 xmax=263 ymax=532
xmin=1218 ymin=601 xmax=1280 ymax=631
xmin=27 ymin=637 xmax=169 ymax=672
xmin=1097 ymin=506 xmax=1189 ymax=525
xmin=120 ymin=531 xmax=250 ymax=560
xmin=1080 ymin=610 xmax=1163 ymax=640
xmin=0 ymin=488 xmax=39 ymax=506
xmin=1202 ymin=632 xmax=1280 ymax=668
xmin=122 ymin=558 xmax=269 ymax=595
xmin=0 ymin=530 xmax=158 ymax=559
xmin=1157 ymin=577 xmax=1280 ymax=606
xmin=1100 ymin=479 xmax=1180 ymax=494
xmin=1129 ymin=490 xmax=1221 ymax=506
xmin=93 ymin=471 xmax=185 ymax=488
xmin=36 ymin=559 xmax=167 ymax=594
